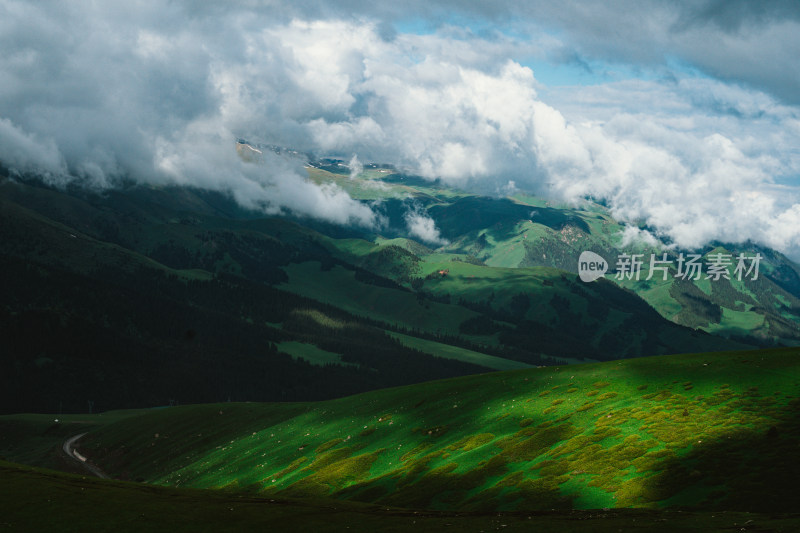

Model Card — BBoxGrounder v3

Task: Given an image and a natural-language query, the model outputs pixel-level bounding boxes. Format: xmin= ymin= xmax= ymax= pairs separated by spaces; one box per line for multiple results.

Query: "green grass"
xmin=280 ymin=261 xmax=478 ymax=335
xmin=706 ymin=307 xmax=767 ymax=337
xmin=0 ymin=410 xmax=150 ymax=471
xmin=6 ymin=461 xmax=798 ymax=532
xmin=409 ymin=258 xmax=563 ymax=314
xmin=616 ymin=276 xmax=683 ymax=321
xmin=4 ymin=348 xmax=800 ymax=530
xmin=387 ymin=331 xmax=532 ymax=371
xmin=60 ymin=347 xmax=800 ymax=513
xmin=277 ymin=341 xmax=357 ymax=367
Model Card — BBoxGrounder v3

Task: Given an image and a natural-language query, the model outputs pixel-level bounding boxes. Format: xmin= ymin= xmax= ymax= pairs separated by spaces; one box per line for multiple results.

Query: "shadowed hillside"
xmin=70 ymin=347 xmax=800 ymax=512
xmin=0 ymin=175 xmax=752 ymax=413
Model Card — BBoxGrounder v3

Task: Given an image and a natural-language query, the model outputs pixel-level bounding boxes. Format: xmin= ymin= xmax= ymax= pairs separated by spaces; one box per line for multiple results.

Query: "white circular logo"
xmin=578 ymin=251 xmax=608 ymax=282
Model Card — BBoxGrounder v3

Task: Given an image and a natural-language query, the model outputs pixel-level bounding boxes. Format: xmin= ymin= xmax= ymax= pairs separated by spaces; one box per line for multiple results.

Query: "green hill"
xmin=6 ymin=461 xmax=798 ymax=533
xmin=1 ymin=174 xmax=754 ymax=414
xmin=306 ymin=166 xmax=800 ymax=346
xmin=67 ymin=347 xmax=800 ymax=513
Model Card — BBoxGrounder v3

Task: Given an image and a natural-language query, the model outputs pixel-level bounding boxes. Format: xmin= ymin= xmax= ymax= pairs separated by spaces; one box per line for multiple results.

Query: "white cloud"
xmin=405 ymin=206 xmax=448 ymax=246
xmin=155 ymin=120 xmax=378 ymax=227
xmin=0 ymin=118 xmax=66 ymax=181
xmin=542 ymin=80 xmax=800 ymax=257
xmin=1 ymin=2 xmax=800 ymax=259
xmin=618 ymin=226 xmax=662 ymax=249
xmin=348 ymin=154 xmax=363 ymax=179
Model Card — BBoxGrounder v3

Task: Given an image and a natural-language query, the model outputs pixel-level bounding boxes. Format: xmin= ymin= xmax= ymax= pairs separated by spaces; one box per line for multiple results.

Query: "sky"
xmin=2 ymin=1 xmax=800 ymax=257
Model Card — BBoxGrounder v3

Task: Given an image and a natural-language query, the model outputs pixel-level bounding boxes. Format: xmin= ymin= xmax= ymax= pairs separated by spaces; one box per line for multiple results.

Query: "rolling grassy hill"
xmin=68 ymin=347 xmax=800 ymax=513
xmin=1 ymin=173 xmax=754 ymax=414
xmin=6 ymin=461 xmax=797 ymax=533
xmin=3 ymin=347 xmax=800 ymax=531
xmin=306 ymin=164 xmax=800 ymax=346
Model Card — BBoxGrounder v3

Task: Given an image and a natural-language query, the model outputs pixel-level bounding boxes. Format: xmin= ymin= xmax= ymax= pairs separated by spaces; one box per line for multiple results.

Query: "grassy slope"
xmin=277 ymin=341 xmax=358 ymax=367
xmin=281 ymin=261 xmax=478 ymax=335
xmin=387 ymin=331 xmax=532 ymax=371
xmin=0 ymin=410 xmax=148 ymax=472
xmin=77 ymin=347 xmax=800 ymax=513
xmin=306 ymin=168 xmax=800 ymax=344
xmin=0 ymin=176 xmax=756 ymax=371
xmin=6 ymin=462 xmax=798 ymax=533
xmin=1 ymin=180 xmax=505 ymax=413
xmin=311 ymin=223 xmax=751 ymax=359
xmin=485 ymin=201 xmax=800 ymax=344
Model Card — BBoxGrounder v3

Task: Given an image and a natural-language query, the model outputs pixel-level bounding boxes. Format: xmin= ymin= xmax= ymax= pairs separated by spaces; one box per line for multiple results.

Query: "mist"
xmin=2 ymin=1 xmax=800 ymax=258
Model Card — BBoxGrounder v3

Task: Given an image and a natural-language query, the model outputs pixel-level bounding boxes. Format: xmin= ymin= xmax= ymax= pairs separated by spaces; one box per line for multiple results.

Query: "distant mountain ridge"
xmin=298 ymin=160 xmax=800 ymax=345
xmin=2 ymin=162 xmax=789 ymax=413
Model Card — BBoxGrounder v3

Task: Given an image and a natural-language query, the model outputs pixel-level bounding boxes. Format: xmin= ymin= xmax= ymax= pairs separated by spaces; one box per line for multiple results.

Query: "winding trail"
xmin=62 ymin=433 xmax=109 ymax=479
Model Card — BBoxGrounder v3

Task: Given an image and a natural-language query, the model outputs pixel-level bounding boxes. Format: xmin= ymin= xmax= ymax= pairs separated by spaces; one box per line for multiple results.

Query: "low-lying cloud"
xmin=348 ymin=154 xmax=363 ymax=180
xmin=404 ymin=206 xmax=448 ymax=246
xmin=1 ymin=1 xmax=800 ymax=258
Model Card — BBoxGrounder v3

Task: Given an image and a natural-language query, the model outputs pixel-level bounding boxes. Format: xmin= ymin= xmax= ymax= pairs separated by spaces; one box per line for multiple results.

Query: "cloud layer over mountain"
xmin=1 ymin=1 xmax=800 ymax=257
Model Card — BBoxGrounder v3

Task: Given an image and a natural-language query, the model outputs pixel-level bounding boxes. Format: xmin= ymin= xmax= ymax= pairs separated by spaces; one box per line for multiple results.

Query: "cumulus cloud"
xmin=156 ymin=121 xmax=378 ymax=227
xmin=348 ymin=154 xmax=363 ymax=179
xmin=541 ymin=78 xmax=800 ymax=258
xmin=442 ymin=0 xmax=800 ymax=106
xmin=405 ymin=206 xmax=448 ymax=246
xmin=618 ymin=226 xmax=663 ymax=250
xmin=1 ymin=1 xmax=800 ymax=259
xmin=0 ymin=118 xmax=66 ymax=181
xmin=0 ymin=2 xmax=383 ymax=226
